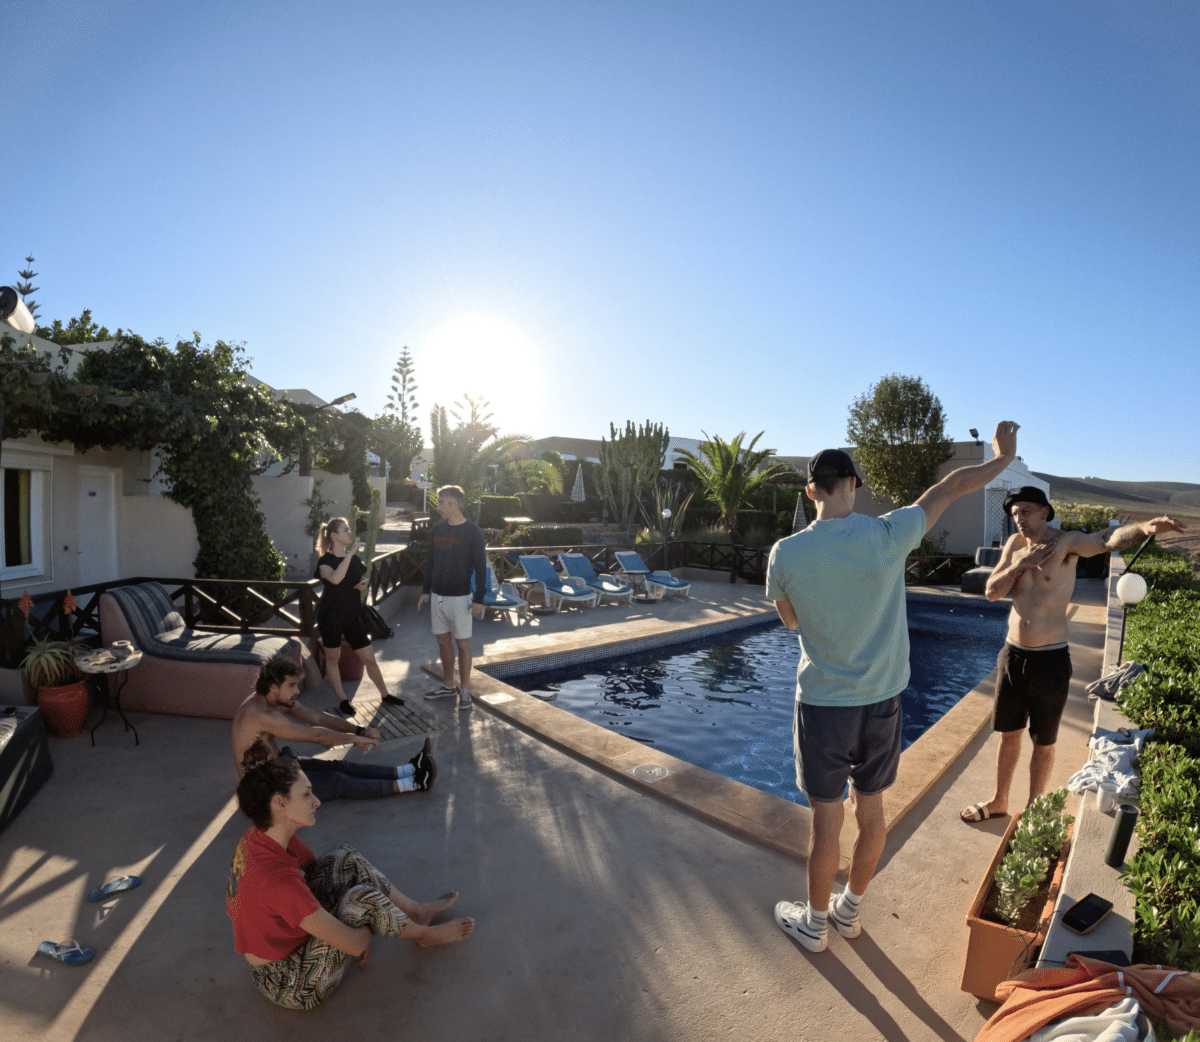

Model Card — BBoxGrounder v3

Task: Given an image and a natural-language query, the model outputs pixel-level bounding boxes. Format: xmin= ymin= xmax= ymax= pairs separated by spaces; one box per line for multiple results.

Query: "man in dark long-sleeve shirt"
xmin=417 ymin=485 xmax=487 ymax=711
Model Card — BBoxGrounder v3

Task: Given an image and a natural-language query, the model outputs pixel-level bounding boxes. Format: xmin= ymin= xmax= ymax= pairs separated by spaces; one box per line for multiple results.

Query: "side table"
xmin=76 ymin=649 xmax=144 ymax=746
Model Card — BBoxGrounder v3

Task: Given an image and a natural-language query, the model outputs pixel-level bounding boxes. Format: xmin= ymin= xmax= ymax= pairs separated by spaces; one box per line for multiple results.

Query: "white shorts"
xmin=431 ymin=594 xmax=474 ymax=639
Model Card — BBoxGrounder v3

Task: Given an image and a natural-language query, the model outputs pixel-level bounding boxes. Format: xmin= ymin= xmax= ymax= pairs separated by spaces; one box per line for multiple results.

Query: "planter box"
xmin=961 ymin=812 xmax=1072 ymax=1001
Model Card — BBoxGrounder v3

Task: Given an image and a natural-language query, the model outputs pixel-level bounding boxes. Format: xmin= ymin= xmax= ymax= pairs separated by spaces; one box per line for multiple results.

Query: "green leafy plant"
xmin=594 ymin=420 xmax=670 ymax=534
xmin=304 ymin=478 xmax=336 ymax=541
xmin=846 ymin=373 xmax=953 ymax=506
xmin=1053 ymin=501 xmax=1118 ymax=532
xmin=993 ymin=789 xmax=1074 ymax=925
xmin=21 ymin=636 xmax=83 ymax=689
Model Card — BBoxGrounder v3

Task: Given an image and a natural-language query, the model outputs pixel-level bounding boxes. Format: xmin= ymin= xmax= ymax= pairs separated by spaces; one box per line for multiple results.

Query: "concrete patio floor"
xmin=1 ymin=576 xmax=1108 ymax=1042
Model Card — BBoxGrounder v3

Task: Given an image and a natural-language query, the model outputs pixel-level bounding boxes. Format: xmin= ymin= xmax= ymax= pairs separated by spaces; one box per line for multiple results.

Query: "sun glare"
xmin=425 ymin=315 xmax=535 ymax=368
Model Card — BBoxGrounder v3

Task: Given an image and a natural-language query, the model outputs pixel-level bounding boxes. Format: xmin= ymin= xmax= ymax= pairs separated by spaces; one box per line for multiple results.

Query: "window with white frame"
xmin=1 ymin=450 xmax=50 ymax=581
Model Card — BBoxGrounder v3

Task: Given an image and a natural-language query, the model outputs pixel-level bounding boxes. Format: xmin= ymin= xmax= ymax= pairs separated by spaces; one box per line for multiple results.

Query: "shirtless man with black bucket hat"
xmin=960 ymin=486 xmax=1184 ymax=823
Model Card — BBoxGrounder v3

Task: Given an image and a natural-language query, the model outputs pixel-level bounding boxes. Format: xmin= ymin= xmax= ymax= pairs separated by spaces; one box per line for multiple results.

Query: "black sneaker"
xmin=425 ymin=685 xmax=458 ymax=700
xmin=409 ymin=737 xmax=433 ymax=771
xmin=413 ymin=755 xmax=437 ymax=791
xmin=456 ymin=688 xmax=472 ymax=711
xmin=337 ymin=699 xmax=356 ymax=716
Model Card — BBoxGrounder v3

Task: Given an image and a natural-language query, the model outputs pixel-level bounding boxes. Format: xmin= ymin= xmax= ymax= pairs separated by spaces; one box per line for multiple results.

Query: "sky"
xmin=6 ymin=0 xmax=1199 ymax=483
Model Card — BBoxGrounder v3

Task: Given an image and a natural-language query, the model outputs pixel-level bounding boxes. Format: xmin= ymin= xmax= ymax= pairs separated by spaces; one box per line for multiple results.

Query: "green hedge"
xmin=479 ymin=495 xmax=523 ymax=527
xmin=497 ymin=525 xmax=585 ymax=547
xmin=1117 ymin=589 xmax=1200 ymax=969
xmin=1128 ymin=544 xmax=1197 ymax=593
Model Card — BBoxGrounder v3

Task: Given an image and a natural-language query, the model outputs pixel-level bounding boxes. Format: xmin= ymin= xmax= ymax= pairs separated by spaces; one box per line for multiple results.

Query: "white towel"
xmin=1028 ymin=995 xmax=1145 ymax=1042
xmin=1067 ymin=729 xmax=1155 ymax=798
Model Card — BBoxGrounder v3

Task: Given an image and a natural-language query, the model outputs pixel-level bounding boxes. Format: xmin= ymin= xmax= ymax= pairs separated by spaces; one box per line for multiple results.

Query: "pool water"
xmin=505 ymin=602 xmax=1008 ymax=805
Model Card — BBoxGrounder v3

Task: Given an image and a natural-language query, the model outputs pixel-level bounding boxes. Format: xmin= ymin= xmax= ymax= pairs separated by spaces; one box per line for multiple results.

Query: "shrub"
xmin=497 ymin=525 xmax=585 ymax=547
xmin=1115 ymin=589 xmax=1200 ymax=969
xmin=479 ymin=495 xmax=523 ymax=527
xmin=1054 ymin=501 xmax=1118 ymax=532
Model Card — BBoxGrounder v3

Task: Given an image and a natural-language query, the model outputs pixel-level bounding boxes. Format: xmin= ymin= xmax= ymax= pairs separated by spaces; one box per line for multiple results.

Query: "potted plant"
xmin=22 ymin=635 xmax=90 ymax=738
xmin=961 ymin=789 xmax=1075 ymax=1001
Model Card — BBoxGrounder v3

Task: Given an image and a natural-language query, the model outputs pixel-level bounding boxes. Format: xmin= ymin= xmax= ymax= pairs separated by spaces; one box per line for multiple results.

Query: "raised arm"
xmin=915 ymin=421 xmax=1019 ymax=532
xmin=1060 ymin=515 xmax=1187 ymax=560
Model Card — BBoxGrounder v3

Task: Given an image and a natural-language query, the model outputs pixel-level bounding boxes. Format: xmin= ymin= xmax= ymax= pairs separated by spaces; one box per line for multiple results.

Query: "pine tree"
xmin=386 ymin=346 xmax=419 ymax=424
xmin=15 ymin=255 xmax=40 ymax=321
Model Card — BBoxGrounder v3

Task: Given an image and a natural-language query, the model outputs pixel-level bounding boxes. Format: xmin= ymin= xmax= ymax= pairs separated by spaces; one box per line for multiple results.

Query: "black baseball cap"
xmin=807 ymin=449 xmax=863 ymax=488
xmin=1002 ymin=486 xmax=1055 ymax=522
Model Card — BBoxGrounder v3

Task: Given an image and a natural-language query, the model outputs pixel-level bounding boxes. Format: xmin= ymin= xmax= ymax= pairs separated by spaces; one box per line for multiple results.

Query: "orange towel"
xmin=975 ymin=954 xmax=1200 ymax=1042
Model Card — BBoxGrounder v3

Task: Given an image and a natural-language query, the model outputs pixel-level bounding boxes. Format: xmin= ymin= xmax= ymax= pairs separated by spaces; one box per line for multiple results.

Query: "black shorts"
xmin=992 ymin=644 xmax=1072 ymax=746
xmin=793 ymin=696 xmax=902 ymax=803
xmin=318 ymin=611 xmax=370 ymax=651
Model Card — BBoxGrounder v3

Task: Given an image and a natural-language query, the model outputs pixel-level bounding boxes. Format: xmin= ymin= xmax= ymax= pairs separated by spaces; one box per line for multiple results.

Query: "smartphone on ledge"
xmin=1061 ymin=893 xmax=1114 ymax=934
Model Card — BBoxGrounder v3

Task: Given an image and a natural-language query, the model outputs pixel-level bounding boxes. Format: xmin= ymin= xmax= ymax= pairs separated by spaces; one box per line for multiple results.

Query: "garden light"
xmin=1117 ymin=572 xmax=1147 ymax=606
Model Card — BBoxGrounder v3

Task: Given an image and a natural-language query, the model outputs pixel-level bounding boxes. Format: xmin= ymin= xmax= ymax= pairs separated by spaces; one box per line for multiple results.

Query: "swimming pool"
xmin=505 ymin=601 xmax=1009 ymax=805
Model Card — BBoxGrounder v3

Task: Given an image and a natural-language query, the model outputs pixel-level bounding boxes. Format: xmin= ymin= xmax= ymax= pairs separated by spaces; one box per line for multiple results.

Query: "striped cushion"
xmin=105 ymin=582 xmax=295 ymax=666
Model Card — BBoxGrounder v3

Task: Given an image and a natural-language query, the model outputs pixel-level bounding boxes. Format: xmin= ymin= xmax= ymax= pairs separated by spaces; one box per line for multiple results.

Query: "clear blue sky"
xmin=8 ymin=0 xmax=1199 ymax=482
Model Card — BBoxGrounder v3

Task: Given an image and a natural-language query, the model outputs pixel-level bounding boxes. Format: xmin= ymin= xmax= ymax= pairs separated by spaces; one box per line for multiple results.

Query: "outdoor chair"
xmin=560 ymin=553 xmax=633 ymax=606
xmin=98 ymin=581 xmax=305 ymax=720
xmin=613 ymin=551 xmax=691 ymax=600
xmin=960 ymin=546 xmax=1004 ymax=595
xmin=471 ymin=564 xmax=530 ymax=624
xmin=517 ymin=555 xmax=600 ymax=612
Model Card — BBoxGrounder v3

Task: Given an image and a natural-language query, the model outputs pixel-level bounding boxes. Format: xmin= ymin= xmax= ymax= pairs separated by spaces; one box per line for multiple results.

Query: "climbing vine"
xmin=1 ymin=326 xmax=302 ymax=581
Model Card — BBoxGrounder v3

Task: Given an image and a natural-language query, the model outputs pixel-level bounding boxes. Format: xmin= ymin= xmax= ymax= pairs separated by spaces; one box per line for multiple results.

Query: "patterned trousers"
xmin=250 ymin=844 xmax=409 ymax=1010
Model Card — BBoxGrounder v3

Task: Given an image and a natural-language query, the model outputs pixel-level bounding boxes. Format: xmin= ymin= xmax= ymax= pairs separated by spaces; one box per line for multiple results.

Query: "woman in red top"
xmin=227 ymin=758 xmax=473 ymax=1010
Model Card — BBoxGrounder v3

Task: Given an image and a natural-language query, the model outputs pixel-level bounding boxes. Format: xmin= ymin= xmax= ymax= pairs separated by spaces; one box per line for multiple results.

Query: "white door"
xmin=77 ymin=466 xmax=118 ymax=587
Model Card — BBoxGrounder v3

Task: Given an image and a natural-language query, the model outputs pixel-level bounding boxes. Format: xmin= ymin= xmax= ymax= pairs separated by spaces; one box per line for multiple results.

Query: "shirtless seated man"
xmin=961 ymin=487 xmax=1184 ymax=823
xmin=232 ymin=658 xmax=436 ymax=799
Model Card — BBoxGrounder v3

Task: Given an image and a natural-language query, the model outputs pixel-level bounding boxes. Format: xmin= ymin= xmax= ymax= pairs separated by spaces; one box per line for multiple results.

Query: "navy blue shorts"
xmin=793 ymin=696 xmax=902 ymax=803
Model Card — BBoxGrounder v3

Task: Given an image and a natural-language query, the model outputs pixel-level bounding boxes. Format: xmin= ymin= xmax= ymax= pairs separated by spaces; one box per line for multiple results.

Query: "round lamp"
xmin=1117 ymin=572 xmax=1148 ymax=606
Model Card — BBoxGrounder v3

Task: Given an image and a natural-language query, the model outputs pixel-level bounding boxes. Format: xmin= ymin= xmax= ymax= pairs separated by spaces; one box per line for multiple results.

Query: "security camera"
xmin=0 ymin=287 xmax=35 ymax=334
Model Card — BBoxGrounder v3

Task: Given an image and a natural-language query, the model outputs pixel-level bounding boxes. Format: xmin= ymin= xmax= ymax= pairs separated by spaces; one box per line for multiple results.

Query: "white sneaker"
xmin=829 ymin=891 xmax=861 ymax=938
xmin=774 ymin=901 xmax=827 ymax=952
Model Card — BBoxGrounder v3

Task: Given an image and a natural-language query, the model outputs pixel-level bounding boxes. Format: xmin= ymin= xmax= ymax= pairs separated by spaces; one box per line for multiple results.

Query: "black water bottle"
xmin=1105 ymin=804 xmax=1139 ymax=868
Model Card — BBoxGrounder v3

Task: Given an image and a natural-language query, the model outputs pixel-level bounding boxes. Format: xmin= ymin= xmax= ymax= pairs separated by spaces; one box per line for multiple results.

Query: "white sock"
xmin=840 ymin=888 xmax=863 ymax=908
xmin=395 ymin=764 xmax=415 ymax=779
xmin=395 ymin=777 xmax=418 ymax=793
xmin=808 ymin=906 xmax=828 ymax=924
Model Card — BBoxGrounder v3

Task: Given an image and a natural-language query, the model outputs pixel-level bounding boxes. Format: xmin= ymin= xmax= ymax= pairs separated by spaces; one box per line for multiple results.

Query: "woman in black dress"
xmin=315 ymin=518 xmax=397 ymax=715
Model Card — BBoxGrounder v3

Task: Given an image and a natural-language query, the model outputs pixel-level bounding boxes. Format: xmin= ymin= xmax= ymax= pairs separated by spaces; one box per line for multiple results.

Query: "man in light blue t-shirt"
xmin=767 ymin=421 xmax=1020 ymax=953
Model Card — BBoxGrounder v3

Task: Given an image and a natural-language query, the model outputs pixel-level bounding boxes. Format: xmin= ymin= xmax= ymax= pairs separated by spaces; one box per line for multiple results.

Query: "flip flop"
xmin=87 ymin=875 xmax=141 ymax=902
xmin=37 ymin=940 xmax=94 ymax=966
xmin=961 ymin=803 xmax=1005 ymax=823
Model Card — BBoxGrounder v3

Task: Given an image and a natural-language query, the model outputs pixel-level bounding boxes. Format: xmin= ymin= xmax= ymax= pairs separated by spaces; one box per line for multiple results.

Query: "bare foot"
xmin=961 ymin=800 xmax=1008 ymax=823
xmin=409 ymin=891 xmax=459 ymax=927
xmin=415 ymin=917 xmax=474 ymax=947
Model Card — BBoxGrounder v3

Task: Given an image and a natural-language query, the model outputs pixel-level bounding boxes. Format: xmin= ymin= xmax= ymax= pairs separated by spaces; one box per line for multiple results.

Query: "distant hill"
xmin=1032 ymin=473 xmax=1200 ymax=515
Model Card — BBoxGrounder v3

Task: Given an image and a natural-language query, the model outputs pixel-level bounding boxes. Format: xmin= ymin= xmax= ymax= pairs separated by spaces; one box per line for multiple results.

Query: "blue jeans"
xmin=279 ymin=747 xmax=395 ymax=800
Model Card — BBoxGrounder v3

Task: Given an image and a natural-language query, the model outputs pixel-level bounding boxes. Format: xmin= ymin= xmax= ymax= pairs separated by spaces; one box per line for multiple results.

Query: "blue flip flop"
xmin=37 ymin=940 xmax=94 ymax=966
xmin=87 ymin=875 xmax=141 ymax=902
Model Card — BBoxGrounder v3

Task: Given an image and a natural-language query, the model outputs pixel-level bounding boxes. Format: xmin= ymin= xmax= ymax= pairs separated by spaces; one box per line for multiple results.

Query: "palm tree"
xmin=428 ymin=395 xmax=534 ymax=511
xmin=676 ymin=431 xmax=789 ymax=544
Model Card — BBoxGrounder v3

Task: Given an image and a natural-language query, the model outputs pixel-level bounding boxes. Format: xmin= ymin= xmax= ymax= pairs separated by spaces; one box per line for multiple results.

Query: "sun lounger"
xmin=471 ymin=564 xmax=529 ymax=623
xmin=560 ymin=553 xmax=633 ymax=605
xmin=517 ymin=555 xmax=600 ymax=611
xmin=613 ymin=551 xmax=691 ymax=600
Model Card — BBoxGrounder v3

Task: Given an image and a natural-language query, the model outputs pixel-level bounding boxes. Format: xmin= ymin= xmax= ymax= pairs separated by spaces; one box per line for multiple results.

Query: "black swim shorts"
xmin=992 ymin=643 xmax=1072 ymax=746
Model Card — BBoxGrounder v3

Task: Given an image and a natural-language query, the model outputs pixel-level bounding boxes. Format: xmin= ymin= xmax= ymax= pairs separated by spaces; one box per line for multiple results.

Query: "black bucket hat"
xmin=1002 ymin=486 xmax=1055 ymax=522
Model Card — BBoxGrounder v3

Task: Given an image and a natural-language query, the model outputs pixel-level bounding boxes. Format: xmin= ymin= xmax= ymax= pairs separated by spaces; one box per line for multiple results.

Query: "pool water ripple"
xmin=508 ymin=604 xmax=1008 ymax=805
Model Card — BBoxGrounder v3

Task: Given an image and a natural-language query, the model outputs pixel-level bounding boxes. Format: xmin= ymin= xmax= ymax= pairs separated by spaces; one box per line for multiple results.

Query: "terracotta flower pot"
xmin=36 ymin=680 xmax=91 ymax=739
xmin=960 ymin=811 xmax=1072 ymax=1001
xmin=337 ymin=641 xmax=364 ymax=682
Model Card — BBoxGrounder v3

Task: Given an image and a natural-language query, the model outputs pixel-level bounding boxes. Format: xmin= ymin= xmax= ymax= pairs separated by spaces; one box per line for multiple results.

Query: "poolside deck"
xmin=1 ymin=576 xmax=1107 ymax=1042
